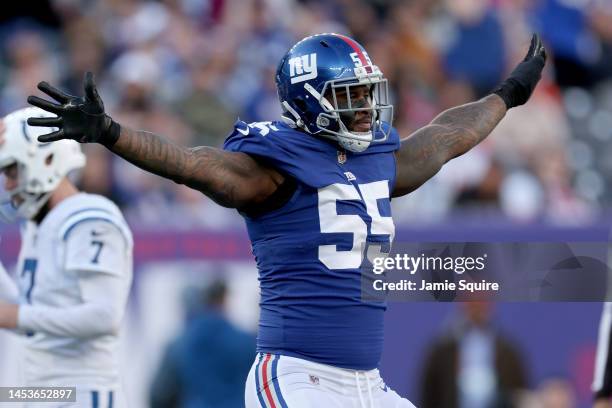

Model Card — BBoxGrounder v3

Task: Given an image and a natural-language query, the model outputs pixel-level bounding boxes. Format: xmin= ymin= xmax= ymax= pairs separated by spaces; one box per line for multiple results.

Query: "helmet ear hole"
xmin=45 ymin=153 xmax=54 ymax=166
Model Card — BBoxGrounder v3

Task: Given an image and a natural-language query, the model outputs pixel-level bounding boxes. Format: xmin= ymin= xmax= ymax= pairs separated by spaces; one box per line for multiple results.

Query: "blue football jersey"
xmin=223 ymin=120 xmax=398 ymax=370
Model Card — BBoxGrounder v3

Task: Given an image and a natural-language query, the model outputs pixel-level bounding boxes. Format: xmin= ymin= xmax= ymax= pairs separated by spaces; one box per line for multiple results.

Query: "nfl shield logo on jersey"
xmin=337 ymin=150 xmax=347 ymax=164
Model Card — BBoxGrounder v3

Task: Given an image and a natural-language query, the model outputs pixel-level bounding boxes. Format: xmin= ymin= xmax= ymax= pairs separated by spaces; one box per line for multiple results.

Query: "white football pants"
xmin=245 ymin=353 xmax=417 ymax=408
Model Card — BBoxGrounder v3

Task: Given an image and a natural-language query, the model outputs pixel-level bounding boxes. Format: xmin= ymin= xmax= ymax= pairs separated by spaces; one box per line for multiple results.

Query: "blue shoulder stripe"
xmin=64 ymin=207 xmax=113 ymax=220
xmin=62 ymin=217 xmax=122 ymax=241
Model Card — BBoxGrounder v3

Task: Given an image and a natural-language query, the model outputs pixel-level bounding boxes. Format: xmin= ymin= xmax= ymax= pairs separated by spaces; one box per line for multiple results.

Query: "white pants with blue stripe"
xmin=245 ymin=353 xmax=417 ymax=408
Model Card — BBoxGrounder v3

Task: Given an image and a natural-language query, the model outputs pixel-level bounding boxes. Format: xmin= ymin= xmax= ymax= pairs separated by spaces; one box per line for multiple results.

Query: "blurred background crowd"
xmin=2 ymin=0 xmax=612 ymax=227
xmin=1 ymin=0 xmax=612 ymax=407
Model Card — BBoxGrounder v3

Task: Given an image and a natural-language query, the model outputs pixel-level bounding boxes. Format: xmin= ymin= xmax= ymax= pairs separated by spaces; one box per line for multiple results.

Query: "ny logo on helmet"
xmin=289 ymin=53 xmax=318 ymax=84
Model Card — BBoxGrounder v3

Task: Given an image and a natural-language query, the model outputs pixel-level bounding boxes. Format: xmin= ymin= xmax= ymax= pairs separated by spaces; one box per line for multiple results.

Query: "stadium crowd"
xmin=1 ymin=2 xmax=611 ymax=407
xmin=1 ymin=0 xmax=611 ymax=228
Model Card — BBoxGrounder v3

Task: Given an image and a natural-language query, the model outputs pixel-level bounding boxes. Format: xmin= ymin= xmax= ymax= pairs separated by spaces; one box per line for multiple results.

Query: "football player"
xmin=0 ymin=107 xmax=133 ymax=407
xmin=27 ymin=33 xmax=546 ymax=407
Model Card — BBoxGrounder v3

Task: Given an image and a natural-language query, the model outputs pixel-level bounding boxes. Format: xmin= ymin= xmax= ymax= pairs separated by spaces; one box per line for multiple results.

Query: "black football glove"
xmin=493 ymin=34 xmax=547 ymax=109
xmin=27 ymin=72 xmax=120 ymax=146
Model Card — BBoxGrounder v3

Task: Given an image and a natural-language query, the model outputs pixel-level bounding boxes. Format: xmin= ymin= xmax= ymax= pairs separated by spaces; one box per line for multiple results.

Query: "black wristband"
xmin=492 ymin=53 xmax=545 ymax=110
xmin=493 ymin=79 xmax=521 ymax=110
xmin=493 ymin=82 xmax=514 ymax=109
xmin=102 ymin=119 xmax=121 ymax=147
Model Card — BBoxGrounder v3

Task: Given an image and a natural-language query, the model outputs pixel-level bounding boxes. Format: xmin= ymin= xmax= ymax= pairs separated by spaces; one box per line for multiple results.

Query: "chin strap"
xmin=281 ymin=101 xmax=305 ymax=129
xmin=18 ymin=191 xmax=52 ymax=220
xmin=280 ymin=114 xmax=297 ymax=128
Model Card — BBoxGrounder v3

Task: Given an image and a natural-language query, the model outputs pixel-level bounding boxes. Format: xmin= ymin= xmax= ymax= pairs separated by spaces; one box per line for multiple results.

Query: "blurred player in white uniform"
xmin=0 ymin=107 xmax=133 ymax=407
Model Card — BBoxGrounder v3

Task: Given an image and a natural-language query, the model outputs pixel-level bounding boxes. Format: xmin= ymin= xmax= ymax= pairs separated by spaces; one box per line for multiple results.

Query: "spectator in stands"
xmin=441 ymin=0 xmax=507 ymax=97
xmin=150 ymin=279 xmax=255 ymax=408
xmin=419 ymin=302 xmax=528 ymax=408
xmin=0 ymin=0 xmax=608 ymax=224
xmin=533 ymin=0 xmax=612 ymax=88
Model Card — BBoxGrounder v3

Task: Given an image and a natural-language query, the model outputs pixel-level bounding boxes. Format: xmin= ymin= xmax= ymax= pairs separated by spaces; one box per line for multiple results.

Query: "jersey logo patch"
xmin=337 ymin=150 xmax=347 ymax=164
xmin=289 ymin=53 xmax=317 ymax=84
xmin=344 ymin=171 xmax=356 ymax=181
xmin=236 ymin=122 xmax=279 ymax=137
xmin=309 ymin=374 xmax=320 ymax=385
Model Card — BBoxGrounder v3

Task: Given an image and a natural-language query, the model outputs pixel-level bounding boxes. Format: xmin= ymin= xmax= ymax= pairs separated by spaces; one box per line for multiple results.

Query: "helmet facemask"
xmin=276 ymin=33 xmax=395 ymax=152
xmin=308 ymin=67 xmax=393 ymax=152
xmin=0 ymin=107 xmax=86 ymax=222
xmin=0 ymin=108 xmax=85 ymax=220
xmin=0 ymin=159 xmax=53 ymax=221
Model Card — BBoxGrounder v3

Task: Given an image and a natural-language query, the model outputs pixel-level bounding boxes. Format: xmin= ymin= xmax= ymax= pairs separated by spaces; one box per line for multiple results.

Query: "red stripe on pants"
xmin=261 ymin=354 xmax=277 ymax=408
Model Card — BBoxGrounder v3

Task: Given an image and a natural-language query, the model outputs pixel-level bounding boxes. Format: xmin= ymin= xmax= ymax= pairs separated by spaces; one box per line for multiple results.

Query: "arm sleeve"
xmin=0 ymin=262 xmax=19 ymax=304
xmin=594 ymin=302 xmax=612 ymax=398
xmin=62 ymin=218 xmax=132 ymax=276
xmin=17 ymin=220 xmax=132 ymax=338
xmin=17 ymin=270 xmax=129 ymax=338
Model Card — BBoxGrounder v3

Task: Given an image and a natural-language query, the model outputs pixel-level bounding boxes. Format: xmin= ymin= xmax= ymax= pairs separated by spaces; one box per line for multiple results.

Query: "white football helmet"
xmin=0 ymin=107 xmax=86 ymax=220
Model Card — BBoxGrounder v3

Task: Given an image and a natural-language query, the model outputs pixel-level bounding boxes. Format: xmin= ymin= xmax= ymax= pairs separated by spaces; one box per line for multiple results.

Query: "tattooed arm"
xmin=392 ymin=94 xmax=506 ymax=197
xmin=109 ymin=127 xmax=283 ymax=209
xmin=26 ymin=72 xmax=283 ymax=210
xmin=392 ymin=34 xmax=547 ymax=197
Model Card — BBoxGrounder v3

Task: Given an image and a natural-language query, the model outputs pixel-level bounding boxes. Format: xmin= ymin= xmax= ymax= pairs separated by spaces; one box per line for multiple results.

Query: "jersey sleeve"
xmin=223 ymin=120 xmax=305 ymax=175
xmin=17 ymin=267 xmax=130 ymax=338
xmin=62 ymin=218 xmax=132 ymax=276
xmin=224 ymin=120 xmax=343 ymax=188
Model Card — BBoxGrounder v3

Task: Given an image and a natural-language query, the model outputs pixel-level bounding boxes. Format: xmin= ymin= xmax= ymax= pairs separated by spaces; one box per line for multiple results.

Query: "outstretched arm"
xmin=26 ymin=73 xmax=282 ymax=210
xmin=393 ymin=34 xmax=547 ymax=197
xmin=393 ymin=95 xmax=506 ymax=196
xmin=108 ymin=127 xmax=283 ymax=209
